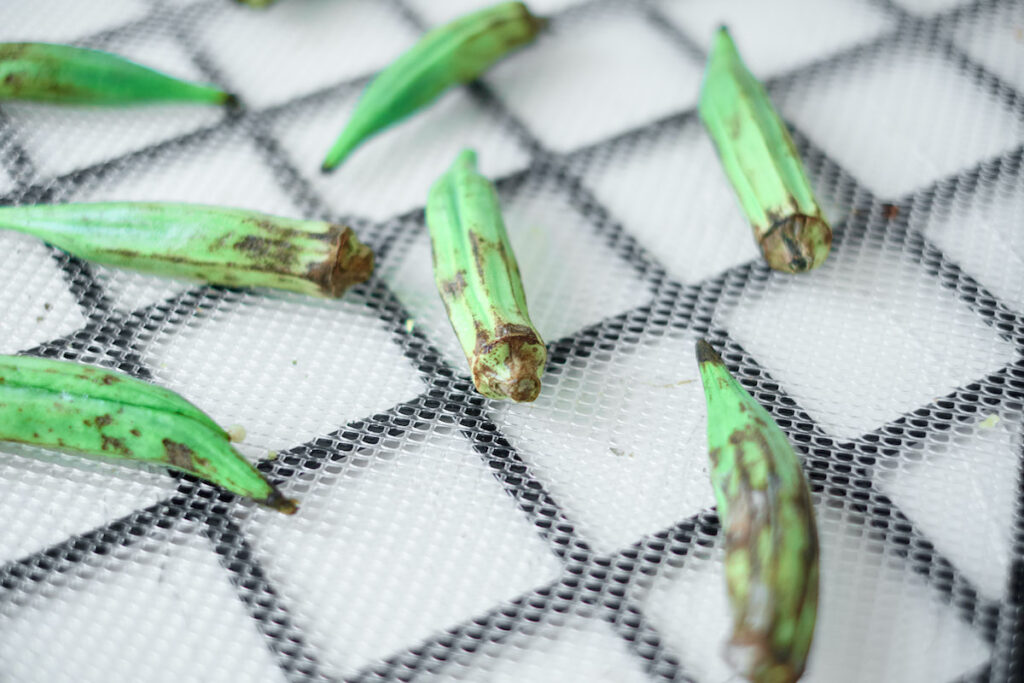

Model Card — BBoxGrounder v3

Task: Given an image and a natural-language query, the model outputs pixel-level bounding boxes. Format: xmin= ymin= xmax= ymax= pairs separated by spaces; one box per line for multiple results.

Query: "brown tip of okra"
xmin=695 ymin=339 xmax=724 ymax=366
xmin=472 ymin=329 xmax=546 ymax=402
xmin=313 ymin=226 xmax=376 ymax=297
xmin=264 ymin=488 xmax=299 ymax=515
xmin=759 ymin=214 xmax=832 ymax=274
xmin=222 ymin=92 xmax=241 ymax=109
xmin=530 ymin=12 xmax=551 ymax=33
xmin=500 ymin=375 xmax=542 ymax=403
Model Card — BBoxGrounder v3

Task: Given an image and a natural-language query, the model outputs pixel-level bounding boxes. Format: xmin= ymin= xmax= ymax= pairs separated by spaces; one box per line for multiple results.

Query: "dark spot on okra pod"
xmin=162 ymin=439 xmax=196 ymax=471
xmin=0 ymin=42 xmax=236 ymax=106
xmin=0 ymin=202 xmax=374 ymax=299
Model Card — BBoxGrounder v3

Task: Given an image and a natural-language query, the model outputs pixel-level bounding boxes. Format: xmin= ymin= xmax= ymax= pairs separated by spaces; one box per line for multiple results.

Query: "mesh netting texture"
xmin=0 ymin=0 xmax=1022 ymax=682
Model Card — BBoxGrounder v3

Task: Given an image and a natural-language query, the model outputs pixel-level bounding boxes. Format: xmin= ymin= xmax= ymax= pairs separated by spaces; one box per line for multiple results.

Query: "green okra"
xmin=0 ymin=43 xmax=235 ymax=106
xmin=695 ymin=339 xmax=819 ymax=683
xmin=427 ymin=149 xmax=545 ymax=402
xmin=0 ymin=355 xmax=296 ymax=513
xmin=234 ymin=0 xmax=277 ymax=6
xmin=699 ymin=28 xmax=831 ymax=274
xmin=322 ymin=2 xmax=546 ymax=172
xmin=0 ymin=202 xmax=374 ymax=298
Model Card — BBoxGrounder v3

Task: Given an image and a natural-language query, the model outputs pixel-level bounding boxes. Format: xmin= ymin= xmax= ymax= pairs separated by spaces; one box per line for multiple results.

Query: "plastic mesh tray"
xmin=0 ymin=1 xmax=1021 ymax=681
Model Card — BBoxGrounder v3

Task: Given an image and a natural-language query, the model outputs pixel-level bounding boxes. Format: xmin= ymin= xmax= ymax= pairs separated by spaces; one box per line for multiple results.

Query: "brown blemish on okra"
xmin=759 ymin=211 xmax=832 ymax=275
xmin=441 ymin=271 xmax=469 ymax=299
xmin=162 ymin=438 xmax=196 ymax=471
xmin=94 ymin=414 xmax=113 ymax=428
xmin=471 ymin=322 xmax=544 ymax=403
xmin=101 ymin=434 xmax=130 ymax=456
xmin=306 ymin=226 xmax=375 ymax=297
xmin=233 ymin=235 xmax=301 ymax=266
xmin=264 ymin=490 xmax=299 ymax=515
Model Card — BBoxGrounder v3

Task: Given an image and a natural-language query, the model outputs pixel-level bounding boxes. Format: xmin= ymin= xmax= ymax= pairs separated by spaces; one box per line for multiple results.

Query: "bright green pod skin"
xmin=426 ymin=149 xmax=545 ymax=402
xmin=0 ymin=355 xmax=296 ymax=513
xmin=0 ymin=202 xmax=374 ymax=298
xmin=322 ymin=2 xmax=546 ymax=172
xmin=695 ymin=340 xmax=819 ymax=683
xmin=699 ymin=28 xmax=831 ymax=274
xmin=0 ymin=43 xmax=235 ymax=106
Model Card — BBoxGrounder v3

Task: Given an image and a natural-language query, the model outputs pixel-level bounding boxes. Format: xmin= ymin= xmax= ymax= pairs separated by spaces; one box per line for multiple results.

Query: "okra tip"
xmin=695 ymin=338 xmax=724 ymax=366
xmin=321 ymin=135 xmax=360 ymax=173
xmin=456 ymin=147 xmax=479 ymax=168
xmin=263 ymin=488 xmax=299 ymax=515
xmin=528 ymin=10 xmax=551 ymax=34
xmin=711 ymin=24 xmax=737 ymax=51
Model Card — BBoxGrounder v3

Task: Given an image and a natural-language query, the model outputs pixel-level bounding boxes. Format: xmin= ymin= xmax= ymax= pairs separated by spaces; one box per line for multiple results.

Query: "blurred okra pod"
xmin=699 ymin=28 xmax=831 ymax=273
xmin=0 ymin=43 xmax=235 ymax=106
xmin=322 ymin=2 xmax=546 ymax=171
xmin=426 ymin=149 xmax=545 ymax=402
xmin=0 ymin=355 xmax=296 ymax=513
xmin=0 ymin=202 xmax=374 ymax=298
xmin=695 ymin=340 xmax=819 ymax=683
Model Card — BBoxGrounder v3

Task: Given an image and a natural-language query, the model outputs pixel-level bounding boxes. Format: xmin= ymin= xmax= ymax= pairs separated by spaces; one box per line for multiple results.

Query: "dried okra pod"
xmin=699 ymin=28 xmax=831 ymax=273
xmin=695 ymin=340 xmax=819 ymax=683
xmin=0 ymin=43 xmax=235 ymax=106
xmin=426 ymin=149 xmax=545 ymax=402
xmin=0 ymin=202 xmax=374 ymax=298
xmin=0 ymin=355 xmax=296 ymax=513
xmin=322 ymin=2 xmax=546 ymax=171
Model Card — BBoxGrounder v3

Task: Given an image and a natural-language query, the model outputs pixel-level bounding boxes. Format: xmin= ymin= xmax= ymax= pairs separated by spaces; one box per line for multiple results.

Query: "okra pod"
xmin=426 ymin=149 xmax=545 ymax=402
xmin=698 ymin=28 xmax=831 ymax=273
xmin=0 ymin=202 xmax=374 ymax=298
xmin=322 ymin=2 xmax=546 ymax=171
xmin=0 ymin=43 xmax=235 ymax=106
xmin=0 ymin=355 xmax=296 ymax=513
xmin=695 ymin=340 xmax=819 ymax=683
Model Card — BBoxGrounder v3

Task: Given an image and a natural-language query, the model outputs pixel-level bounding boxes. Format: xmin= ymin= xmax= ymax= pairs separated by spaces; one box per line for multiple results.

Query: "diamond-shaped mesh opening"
xmin=0 ymin=0 xmax=1021 ymax=682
